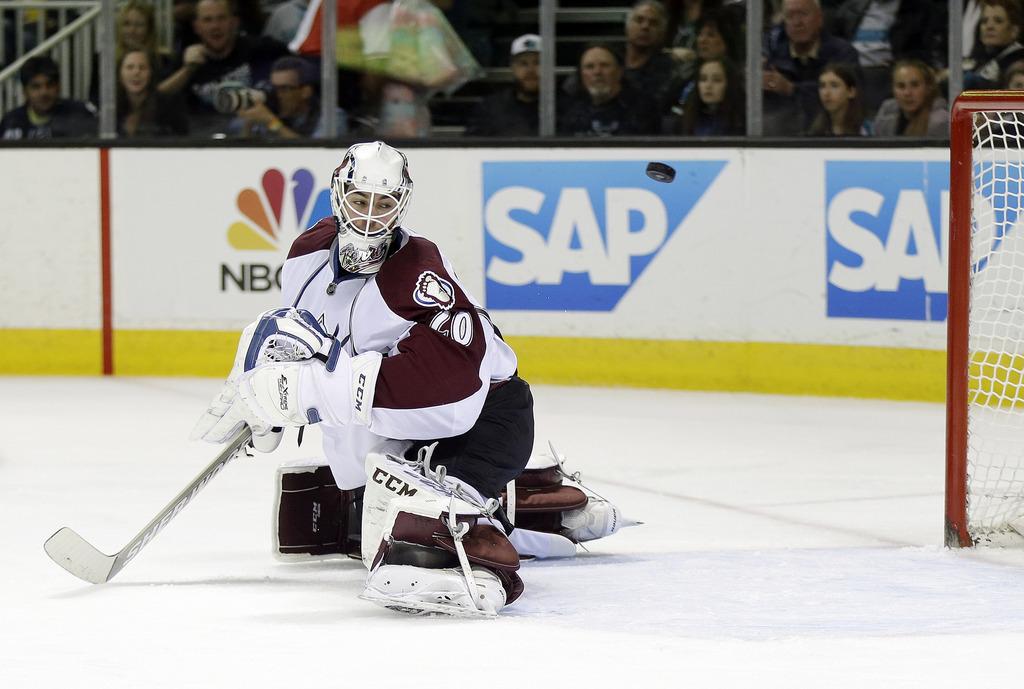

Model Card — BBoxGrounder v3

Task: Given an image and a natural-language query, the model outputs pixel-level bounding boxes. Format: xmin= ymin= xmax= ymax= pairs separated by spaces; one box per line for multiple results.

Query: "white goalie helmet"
xmin=330 ymin=141 xmax=414 ymax=274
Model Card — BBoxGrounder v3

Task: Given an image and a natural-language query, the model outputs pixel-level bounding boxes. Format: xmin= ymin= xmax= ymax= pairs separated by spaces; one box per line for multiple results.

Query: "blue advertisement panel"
xmin=825 ymin=161 xmax=949 ymax=321
xmin=483 ymin=160 xmax=726 ymax=311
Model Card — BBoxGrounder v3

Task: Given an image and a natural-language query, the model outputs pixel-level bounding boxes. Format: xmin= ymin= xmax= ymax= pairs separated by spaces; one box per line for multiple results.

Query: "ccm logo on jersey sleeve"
xmin=413 ymin=271 xmax=455 ymax=310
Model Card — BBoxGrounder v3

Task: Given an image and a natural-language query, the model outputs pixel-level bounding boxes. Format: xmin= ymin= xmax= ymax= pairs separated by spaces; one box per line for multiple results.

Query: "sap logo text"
xmin=826 ymin=161 xmax=948 ymax=321
xmin=484 ymin=160 xmax=725 ymax=311
xmin=371 ymin=468 xmax=419 ymax=497
xmin=488 ymin=187 xmax=666 ymax=285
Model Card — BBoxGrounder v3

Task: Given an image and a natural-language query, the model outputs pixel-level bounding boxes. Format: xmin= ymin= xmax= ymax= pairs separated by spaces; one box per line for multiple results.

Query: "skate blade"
xmin=359 ymin=589 xmax=497 ymax=619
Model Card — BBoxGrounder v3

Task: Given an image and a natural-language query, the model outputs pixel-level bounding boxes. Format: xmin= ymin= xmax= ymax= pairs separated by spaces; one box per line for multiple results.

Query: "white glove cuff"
xmin=300 ymin=352 xmax=381 ymax=427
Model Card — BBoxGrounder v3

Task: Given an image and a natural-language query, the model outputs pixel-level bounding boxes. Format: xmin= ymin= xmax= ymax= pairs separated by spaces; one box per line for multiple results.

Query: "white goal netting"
xmin=967 ymin=112 xmax=1024 ymax=542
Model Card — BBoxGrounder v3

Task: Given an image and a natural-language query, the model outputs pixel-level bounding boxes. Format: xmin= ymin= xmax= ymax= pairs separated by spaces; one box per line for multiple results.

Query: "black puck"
xmin=646 ymin=161 xmax=676 ymax=183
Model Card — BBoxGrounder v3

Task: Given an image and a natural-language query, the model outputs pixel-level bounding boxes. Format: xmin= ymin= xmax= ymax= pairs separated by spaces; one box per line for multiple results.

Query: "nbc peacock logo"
xmin=227 ymin=168 xmax=333 ymax=250
xmin=220 ymin=167 xmax=332 ymax=292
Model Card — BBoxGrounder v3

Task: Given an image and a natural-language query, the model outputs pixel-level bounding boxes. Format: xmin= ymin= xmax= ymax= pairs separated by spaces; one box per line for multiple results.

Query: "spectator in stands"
xmin=806 ymin=62 xmax=868 ymax=135
xmin=1004 ymin=59 xmax=1024 ymax=87
xmin=120 ymin=0 xmax=174 ymax=79
xmin=694 ymin=8 xmax=743 ymax=64
xmin=354 ymin=79 xmax=430 ymax=138
xmin=622 ymin=0 xmax=683 ymax=113
xmin=558 ymin=43 xmax=661 ymax=136
xmin=233 ymin=56 xmax=347 ymax=138
xmin=161 ymin=0 xmax=289 ymax=136
xmin=0 ymin=56 xmax=96 ymax=140
xmin=872 ymin=59 xmax=948 ymax=136
xmin=668 ymin=7 xmax=744 ymax=90
xmin=117 ymin=50 xmax=189 ymax=136
xmin=964 ymin=0 xmax=1024 ymax=90
xmin=91 ymin=0 xmax=175 ymax=105
xmin=763 ymin=0 xmax=859 ymax=135
xmin=262 ymin=0 xmax=308 ymax=45
xmin=466 ymin=33 xmax=539 ymax=137
xmin=669 ymin=57 xmax=745 ymax=135
xmin=667 ymin=0 xmax=723 ymax=52
xmin=828 ymin=0 xmax=944 ymax=114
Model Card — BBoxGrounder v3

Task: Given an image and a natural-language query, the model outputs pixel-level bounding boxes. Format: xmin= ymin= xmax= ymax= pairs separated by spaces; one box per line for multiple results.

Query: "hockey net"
xmin=947 ymin=93 xmax=1024 ymax=546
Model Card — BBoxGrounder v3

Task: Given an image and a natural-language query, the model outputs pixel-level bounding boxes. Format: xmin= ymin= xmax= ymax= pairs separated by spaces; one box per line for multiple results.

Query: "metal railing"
xmin=0 ymin=1 xmax=100 ymax=116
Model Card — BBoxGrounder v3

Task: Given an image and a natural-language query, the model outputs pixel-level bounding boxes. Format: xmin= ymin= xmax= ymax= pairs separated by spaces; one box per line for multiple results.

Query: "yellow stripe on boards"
xmin=1 ymin=329 xmax=946 ymax=402
xmin=505 ymin=337 xmax=946 ymax=402
xmin=114 ymin=330 xmax=238 ymax=377
xmin=0 ymin=329 xmax=102 ymax=375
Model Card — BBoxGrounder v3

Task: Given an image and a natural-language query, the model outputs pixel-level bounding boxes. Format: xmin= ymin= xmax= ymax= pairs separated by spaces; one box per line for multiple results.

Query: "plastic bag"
xmin=371 ymin=0 xmax=483 ymax=95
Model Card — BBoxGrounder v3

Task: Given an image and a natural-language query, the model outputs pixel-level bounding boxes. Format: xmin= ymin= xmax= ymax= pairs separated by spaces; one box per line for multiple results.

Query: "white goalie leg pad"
xmin=359 ymin=450 xmax=488 ymax=566
xmin=361 ymin=565 xmax=507 ymax=619
xmin=501 ymin=443 xmax=638 ymax=558
xmin=506 ymin=528 xmax=578 ymax=559
xmin=273 ymin=459 xmax=363 ymax=562
xmin=358 ymin=452 xmax=522 ymax=617
xmin=562 ymin=498 xmax=625 ymax=542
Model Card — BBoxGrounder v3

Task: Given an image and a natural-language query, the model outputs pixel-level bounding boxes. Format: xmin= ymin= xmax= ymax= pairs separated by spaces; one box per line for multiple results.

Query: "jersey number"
xmin=429 ymin=310 xmax=474 ymax=346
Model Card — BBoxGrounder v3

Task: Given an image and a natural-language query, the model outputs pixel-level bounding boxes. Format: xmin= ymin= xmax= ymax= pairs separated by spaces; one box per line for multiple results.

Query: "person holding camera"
xmin=160 ymin=0 xmax=288 ymax=136
xmin=231 ymin=56 xmax=347 ymax=139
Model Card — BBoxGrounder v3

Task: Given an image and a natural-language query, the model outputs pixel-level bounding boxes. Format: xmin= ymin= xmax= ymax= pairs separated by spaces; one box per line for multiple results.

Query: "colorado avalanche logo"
xmin=413 ymin=271 xmax=455 ymax=311
xmin=227 ymin=168 xmax=332 ymax=250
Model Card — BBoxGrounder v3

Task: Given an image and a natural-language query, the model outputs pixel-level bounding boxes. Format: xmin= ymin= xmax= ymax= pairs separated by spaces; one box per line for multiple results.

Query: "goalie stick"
xmin=44 ymin=426 xmax=253 ymax=584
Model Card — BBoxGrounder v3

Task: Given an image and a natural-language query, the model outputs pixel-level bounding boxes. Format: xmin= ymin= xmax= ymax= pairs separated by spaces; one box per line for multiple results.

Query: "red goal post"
xmin=947 ymin=91 xmax=1024 ymax=547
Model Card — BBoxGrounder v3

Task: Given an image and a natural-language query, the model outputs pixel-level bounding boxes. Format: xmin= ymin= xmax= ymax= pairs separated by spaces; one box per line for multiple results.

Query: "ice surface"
xmin=4 ymin=377 xmax=1024 ymax=688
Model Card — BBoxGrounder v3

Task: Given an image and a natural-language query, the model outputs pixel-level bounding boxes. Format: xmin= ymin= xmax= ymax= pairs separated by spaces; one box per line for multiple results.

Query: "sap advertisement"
xmin=825 ymin=161 xmax=949 ymax=322
xmin=8 ymin=147 xmax=955 ymax=349
xmin=482 ymin=160 xmax=726 ymax=311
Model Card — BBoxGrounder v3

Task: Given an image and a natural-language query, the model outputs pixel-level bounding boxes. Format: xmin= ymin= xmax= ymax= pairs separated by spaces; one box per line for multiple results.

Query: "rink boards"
xmin=0 ymin=145 xmax=954 ymax=400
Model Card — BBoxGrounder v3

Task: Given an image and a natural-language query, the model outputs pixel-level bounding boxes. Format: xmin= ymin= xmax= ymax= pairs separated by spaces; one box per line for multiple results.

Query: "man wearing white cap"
xmin=466 ymin=33 xmax=540 ymax=137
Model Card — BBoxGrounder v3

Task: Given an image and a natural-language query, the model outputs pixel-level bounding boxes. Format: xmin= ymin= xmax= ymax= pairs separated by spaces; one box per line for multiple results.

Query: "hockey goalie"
xmin=192 ymin=141 xmax=630 ymax=617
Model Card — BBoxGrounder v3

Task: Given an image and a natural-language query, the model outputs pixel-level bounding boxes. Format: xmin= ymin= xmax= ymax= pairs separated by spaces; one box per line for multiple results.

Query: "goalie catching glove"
xmin=190 ymin=307 xmax=380 ymax=451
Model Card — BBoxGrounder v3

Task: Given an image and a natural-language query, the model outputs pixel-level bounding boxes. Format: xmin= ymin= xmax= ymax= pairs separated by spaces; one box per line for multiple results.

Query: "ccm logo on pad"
xmin=371 ymin=468 xmax=419 ymax=497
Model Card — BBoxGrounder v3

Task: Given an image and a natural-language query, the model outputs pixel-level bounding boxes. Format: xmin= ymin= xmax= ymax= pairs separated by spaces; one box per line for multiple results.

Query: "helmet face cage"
xmin=330 ymin=143 xmax=413 ymax=275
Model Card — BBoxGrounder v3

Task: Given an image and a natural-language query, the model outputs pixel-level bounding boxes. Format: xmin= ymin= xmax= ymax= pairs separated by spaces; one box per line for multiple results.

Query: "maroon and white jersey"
xmin=282 ymin=218 xmax=518 ymax=445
